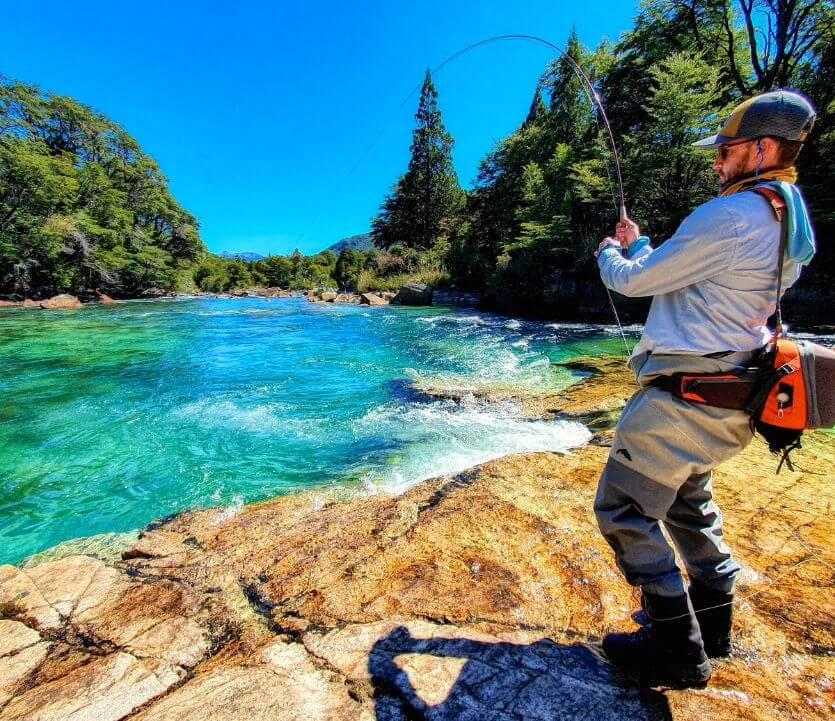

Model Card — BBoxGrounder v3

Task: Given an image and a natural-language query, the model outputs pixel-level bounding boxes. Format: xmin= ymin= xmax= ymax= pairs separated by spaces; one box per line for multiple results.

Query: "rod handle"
xmin=616 ymin=203 xmax=628 ymax=244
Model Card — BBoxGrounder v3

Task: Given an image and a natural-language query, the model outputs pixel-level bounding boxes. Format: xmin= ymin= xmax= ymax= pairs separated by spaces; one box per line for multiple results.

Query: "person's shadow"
xmin=368 ymin=625 xmax=672 ymax=720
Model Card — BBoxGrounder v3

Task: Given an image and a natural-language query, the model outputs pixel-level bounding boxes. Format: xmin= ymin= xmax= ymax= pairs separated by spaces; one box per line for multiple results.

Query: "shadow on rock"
xmin=368 ymin=625 xmax=671 ymax=721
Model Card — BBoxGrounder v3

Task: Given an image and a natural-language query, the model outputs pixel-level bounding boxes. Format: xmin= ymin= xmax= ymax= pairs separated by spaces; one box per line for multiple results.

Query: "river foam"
xmin=352 ymin=397 xmax=591 ymax=494
xmin=0 ymin=297 xmax=636 ymax=565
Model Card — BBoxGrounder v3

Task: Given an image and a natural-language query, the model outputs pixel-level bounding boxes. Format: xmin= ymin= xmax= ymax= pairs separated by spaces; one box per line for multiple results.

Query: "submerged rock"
xmin=17 ymin=531 xmax=140 ymax=568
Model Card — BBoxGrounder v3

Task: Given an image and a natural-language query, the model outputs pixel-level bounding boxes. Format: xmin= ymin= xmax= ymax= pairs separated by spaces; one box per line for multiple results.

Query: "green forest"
xmin=1 ymin=0 xmax=833 ymax=322
xmin=372 ymin=0 xmax=834 ymax=320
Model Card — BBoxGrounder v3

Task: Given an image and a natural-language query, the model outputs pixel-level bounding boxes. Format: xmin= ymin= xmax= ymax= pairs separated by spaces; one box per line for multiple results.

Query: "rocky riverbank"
xmin=1 ymin=357 xmax=832 ymax=720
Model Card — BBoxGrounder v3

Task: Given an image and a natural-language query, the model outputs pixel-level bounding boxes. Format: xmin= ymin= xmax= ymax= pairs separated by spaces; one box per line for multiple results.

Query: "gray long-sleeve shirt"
xmin=597 ymin=191 xmax=801 ymax=358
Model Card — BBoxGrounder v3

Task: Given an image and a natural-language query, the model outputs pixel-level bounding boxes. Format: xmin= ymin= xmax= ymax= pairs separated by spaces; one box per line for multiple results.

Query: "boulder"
xmin=140 ymin=288 xmax=169 ymax=298
xmin=39 ymin=294 xmax=83 ymax=309
xmin=334 ymin=293 xmax=360 ymax=304
xmin=97 ymin=293 xmax=117 ymax=304
xmin=0 ymin=300 xmax=19 ymax=307
xmin=320 ymin=291 xmax=337 ymax=302
xmin=391 ymin=282 xmax=433 ymax=306
xmin=360 ymin=293 xmax=388 ymax=306
xmin=380 ymin=291 xmax=397 ymax=301
xmin=21 ymin=299 xmax=39 ymax=308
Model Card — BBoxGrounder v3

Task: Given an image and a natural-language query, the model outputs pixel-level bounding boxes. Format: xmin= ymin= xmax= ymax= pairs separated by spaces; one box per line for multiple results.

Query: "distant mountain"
xmin=325 ymin=233 xmax=373 ymax=254
xmin=219 ymin=251 xmax=264 ymax=262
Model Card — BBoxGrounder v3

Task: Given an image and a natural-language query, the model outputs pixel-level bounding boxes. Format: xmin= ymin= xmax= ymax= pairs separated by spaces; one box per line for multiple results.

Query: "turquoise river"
xmin=0 ymin=297 xmax=639 ymax=565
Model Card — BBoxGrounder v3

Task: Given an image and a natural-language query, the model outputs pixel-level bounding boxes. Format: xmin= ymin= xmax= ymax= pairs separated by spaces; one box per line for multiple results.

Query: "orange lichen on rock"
xmin=1 ymin=356 xmax=832 ymax=720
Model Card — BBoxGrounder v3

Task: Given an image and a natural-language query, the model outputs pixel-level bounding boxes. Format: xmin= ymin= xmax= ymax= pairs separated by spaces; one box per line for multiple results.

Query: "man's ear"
xmin=759 ymin=136 xmax=780 ymax=164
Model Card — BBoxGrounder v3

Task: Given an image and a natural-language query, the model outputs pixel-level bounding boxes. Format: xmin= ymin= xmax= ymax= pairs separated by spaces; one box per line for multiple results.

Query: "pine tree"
xmin=545 ymin=27 xmax=589 ymax=146
xmin=523 ymin=83 xmax=547 ymax=127
xmin=372 ymin=69 xmax=463 ymax=251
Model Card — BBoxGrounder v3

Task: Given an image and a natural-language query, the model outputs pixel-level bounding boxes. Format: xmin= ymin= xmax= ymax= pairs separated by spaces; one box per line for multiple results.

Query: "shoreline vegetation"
xmin=3 ymin=3 xmax=834 ymax=325
xmin=2 ymin=355 xmax=832 ymax=720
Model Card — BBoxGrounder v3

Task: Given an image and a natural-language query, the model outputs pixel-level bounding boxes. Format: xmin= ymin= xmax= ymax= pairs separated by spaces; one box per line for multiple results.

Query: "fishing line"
xmin=301 ymin=36 xmax=827 ymax=618
xmin=419 ymin=36 xmax=730 ymax=464
xmin=305 ymin=33 xmax=723 ymax=464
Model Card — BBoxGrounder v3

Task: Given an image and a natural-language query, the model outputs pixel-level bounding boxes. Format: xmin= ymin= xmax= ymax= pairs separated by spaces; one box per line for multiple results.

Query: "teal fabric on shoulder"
xmin=763 ymin=180 xmax=816 ymax=266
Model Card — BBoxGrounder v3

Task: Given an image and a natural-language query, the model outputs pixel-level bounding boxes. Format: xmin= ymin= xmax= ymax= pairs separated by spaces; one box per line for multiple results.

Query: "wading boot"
xmin=602 ymin=592 xmax=711 ymax=689
xmin=688 ymin=579 xmax=733 ymax=658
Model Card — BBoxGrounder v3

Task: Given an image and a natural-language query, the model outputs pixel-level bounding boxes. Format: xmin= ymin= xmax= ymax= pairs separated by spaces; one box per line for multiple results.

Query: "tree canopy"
xmin=0 ymin=76 xmax=203 ymax=296
xmin=443 ymin=0 xmax=834 ymax=320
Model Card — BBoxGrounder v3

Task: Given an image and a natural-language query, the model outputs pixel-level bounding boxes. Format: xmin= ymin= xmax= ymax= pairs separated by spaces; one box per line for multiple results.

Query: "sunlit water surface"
xmin=0 ymin=297 xmax=639 ymax=564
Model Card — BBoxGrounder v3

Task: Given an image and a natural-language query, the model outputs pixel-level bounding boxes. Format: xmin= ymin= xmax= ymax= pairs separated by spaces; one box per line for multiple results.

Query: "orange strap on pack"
xmin=750 ymin=186 xmax=788 ymax=339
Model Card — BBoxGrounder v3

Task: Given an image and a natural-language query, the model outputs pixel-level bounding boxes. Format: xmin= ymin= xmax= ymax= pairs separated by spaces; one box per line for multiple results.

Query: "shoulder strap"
xmin=750 ymin=186 xmax=789 ymax=339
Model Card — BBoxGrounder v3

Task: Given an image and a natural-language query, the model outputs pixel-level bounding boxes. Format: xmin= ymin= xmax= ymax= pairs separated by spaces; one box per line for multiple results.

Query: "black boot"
xmin=688 ymin=578 xmax=733 ymax=658
xmin=602 ymin=592 xmax=712 ymax=689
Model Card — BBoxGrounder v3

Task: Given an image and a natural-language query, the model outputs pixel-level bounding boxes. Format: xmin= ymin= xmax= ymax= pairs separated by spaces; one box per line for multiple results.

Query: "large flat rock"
xmin=135 ymin=639 xmax=364 ymax=721
xmin=1 ymin=652 xmax=170 ymax=721
xmin=2 ymin=356 xmax=832 ymax=720
xmin=0 ymin=621 xmax=50 ymax=707
xmin=0 ymin=556 xmax=216 ymax=720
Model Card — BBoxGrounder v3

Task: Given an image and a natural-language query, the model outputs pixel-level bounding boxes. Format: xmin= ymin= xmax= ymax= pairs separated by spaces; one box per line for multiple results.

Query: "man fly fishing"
xmin=592 ymin=90 xmax=817 ymax=688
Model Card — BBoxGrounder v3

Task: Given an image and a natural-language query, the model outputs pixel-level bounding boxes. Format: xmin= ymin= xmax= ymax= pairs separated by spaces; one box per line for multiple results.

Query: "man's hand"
xmin=615 ymin=217 xmax=641 ymax=247
xmin=595 ymin=238 xmax=621 ymax=258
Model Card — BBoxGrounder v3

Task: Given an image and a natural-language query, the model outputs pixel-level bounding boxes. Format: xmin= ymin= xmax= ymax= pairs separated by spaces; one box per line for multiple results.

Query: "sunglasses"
xmin=716 ymin=138 xmax=755 ymax=160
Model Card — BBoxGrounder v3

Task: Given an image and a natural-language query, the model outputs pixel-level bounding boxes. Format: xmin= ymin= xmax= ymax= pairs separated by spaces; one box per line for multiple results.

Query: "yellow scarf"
xmin=719 ymin=166 xmax=798 ymax=197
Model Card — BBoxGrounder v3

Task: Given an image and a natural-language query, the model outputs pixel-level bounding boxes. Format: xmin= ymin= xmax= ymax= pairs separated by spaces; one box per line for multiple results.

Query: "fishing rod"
xmin=301 ymin=34 xmax=635 ymax=353
xmin=418 ymin=34 xmax=633 ymax=354
xmin=402 ymin=34 xmax=632 ymax=355
xmin=427 ymin=36 xmax=742 ymax=467
xmin=428 ymin=34 xmax=627 ymax=224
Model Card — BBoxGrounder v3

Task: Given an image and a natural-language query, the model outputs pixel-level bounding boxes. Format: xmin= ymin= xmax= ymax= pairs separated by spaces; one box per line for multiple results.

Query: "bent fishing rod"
xmin=428 ymin=36 xmax=742 ymax=467
xmin=419 ymin=34 xmax=631 ymax=353
xmin=306 ymin=34 xmax=634 ymax=351
xmin=428 ymin=34 xmax=627 ymax=225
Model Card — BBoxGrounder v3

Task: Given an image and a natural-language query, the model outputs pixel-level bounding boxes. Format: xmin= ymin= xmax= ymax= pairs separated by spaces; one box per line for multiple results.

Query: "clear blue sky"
xmin=2 ymin=1 xmax=640 ymax=255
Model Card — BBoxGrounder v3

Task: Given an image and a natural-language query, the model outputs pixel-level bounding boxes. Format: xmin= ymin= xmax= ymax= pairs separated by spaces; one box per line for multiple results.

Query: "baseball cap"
xmin=693 ymin=90 xmax=816 ymax=148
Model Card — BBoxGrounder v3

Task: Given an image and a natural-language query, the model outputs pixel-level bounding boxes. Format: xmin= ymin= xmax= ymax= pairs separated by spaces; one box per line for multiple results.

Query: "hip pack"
xmin=751 ymin=337 xmax=835 ymax=431
xmin=748 ymin=185 xmax=834 ymax=470
xmin=651 ymin=185 xmax=834 ymax=472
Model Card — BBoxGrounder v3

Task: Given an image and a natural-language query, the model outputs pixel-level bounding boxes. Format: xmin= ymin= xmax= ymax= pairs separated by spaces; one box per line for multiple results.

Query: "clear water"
xmin=0 ymin=297 xmax=635 ymax=565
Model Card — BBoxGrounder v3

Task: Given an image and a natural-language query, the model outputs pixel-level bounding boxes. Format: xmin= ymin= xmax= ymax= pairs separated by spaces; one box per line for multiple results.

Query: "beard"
xmin=719 ymin=155 xmax=753 ymax=188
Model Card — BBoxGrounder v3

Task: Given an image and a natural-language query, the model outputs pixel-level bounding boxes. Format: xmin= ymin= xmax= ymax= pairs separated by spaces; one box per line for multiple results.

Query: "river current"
xmin=0 ymin=297 xmax=637 ymax=565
